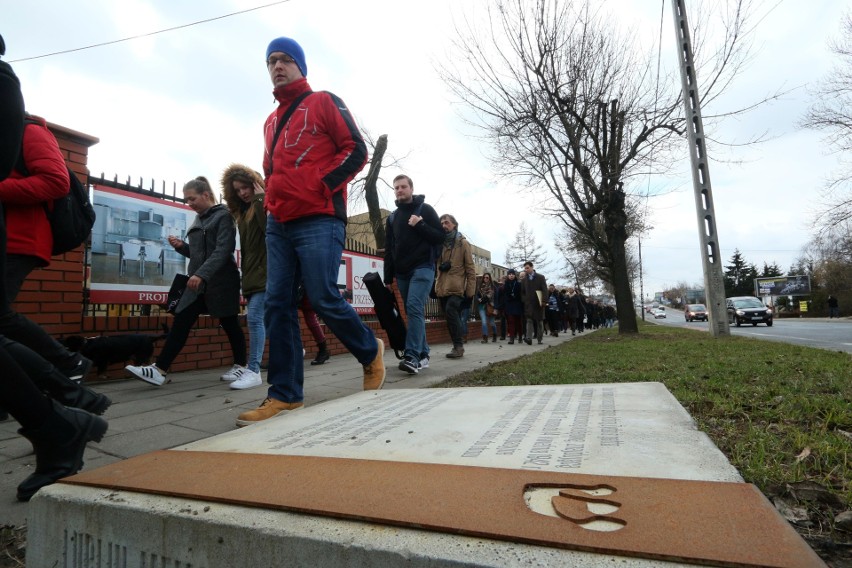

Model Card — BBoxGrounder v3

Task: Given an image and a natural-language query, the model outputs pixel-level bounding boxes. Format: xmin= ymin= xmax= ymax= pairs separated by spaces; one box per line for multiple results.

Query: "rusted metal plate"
xmin=63 ymin=451 xmax=824 ymax=568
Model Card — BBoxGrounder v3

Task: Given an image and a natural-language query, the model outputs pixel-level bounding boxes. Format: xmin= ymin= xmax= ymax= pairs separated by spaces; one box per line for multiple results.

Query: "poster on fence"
xmin=87 ymin=185 xmax=383 ymax=314
xmin=87 ymin=186 xmax=194 ymax=304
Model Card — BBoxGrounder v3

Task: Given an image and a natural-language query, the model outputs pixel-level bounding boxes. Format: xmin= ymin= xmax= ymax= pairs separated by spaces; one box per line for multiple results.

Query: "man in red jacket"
xmin=237 ymin=36 xmax=385 ymax=427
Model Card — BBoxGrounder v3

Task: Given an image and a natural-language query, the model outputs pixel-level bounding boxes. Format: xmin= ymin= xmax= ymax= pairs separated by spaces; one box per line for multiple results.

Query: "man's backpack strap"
xmin=388 ymin=201 xmax=423 ymax=229
xmin=265 ymin=91 xmax=313 ymax=177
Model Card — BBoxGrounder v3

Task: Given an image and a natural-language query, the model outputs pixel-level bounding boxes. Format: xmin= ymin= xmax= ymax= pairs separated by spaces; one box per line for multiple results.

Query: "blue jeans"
xmin=246 ymin=291 xmax=266 ymax=373
xmin=396 ymin=266 xmax=433 ymax=361
xmin=478 ymin=305 xmax=496 ymax=336
xmin=265 ymin=215 xmax=377 ymax=403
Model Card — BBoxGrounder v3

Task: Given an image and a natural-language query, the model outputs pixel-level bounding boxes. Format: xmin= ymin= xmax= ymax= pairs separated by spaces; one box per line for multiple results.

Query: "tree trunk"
xmin=604 ymin=189 xmax=638 ymax=334
xmin=363 ymin=134 xmax=388 ymax=250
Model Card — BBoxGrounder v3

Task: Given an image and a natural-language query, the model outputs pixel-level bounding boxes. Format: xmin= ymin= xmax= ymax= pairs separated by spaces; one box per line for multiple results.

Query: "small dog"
xmin=63 ymin=324 xmax=169 ymax=378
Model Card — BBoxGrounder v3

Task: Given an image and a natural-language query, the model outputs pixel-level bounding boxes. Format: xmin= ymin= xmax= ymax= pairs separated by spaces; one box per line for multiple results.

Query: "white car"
xmin=651 ymin=308 xmax=667 ymax=319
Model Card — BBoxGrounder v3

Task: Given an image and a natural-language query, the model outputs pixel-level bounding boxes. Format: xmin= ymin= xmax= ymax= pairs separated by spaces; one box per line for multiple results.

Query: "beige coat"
xmin=434 ymin=233 xmax=476 ymax=299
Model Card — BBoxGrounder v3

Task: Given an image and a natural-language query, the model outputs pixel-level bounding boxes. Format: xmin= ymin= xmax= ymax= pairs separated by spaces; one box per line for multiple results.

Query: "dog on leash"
xmin=62 ymin=324 xmax=169 ymax=378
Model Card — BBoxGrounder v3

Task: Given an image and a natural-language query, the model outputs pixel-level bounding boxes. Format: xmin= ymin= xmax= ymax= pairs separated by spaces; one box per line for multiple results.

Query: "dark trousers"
xmin=5 ymin=253 xmax=44 ymax=304
xmin=441 ymin=295 xmax=465 ymax=348
xmin=0 ymin=237 xmax=78 ymax=373
xmin=546 ymin=310 xmax=560 ymax=335
xmin=526 ymin=317 xmax=543 ymax=341
xmin=506 ymin=314 xmax=523 ymax=338
xmin=156 ymin=298 xmax=246 ymax=371
xmin=0 ymin=203 xmax=53 ymax=428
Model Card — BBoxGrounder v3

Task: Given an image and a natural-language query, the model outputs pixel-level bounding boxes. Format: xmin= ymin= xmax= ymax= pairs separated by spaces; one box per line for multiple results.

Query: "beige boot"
xmin=362 ymin=338 xmax=386 ymax=390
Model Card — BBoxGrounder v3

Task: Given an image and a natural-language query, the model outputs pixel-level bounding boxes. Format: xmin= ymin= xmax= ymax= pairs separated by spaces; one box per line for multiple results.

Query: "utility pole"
xmin=670 ymin=0 xmax=730 ymax=337
xmin=639 ymin=234 xmax=646 ymax=321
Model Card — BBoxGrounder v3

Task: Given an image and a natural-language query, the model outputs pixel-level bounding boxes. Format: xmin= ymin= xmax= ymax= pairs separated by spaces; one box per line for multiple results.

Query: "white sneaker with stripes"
xmin=126 ymin=364 xmax=166 ymax=386
xmin=220 ymin=364 xmax=248 ymax=382
xmin=230 ymin=369 xmax=263 ymax=390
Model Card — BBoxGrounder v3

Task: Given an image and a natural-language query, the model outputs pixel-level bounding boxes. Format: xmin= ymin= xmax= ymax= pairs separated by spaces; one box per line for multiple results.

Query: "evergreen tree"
xmin=504 ymin=222 xmax=550 ymax=273
xmin=760 ymin=261 xmax=783 ymax=277
xmin=724 ymin=250 xmax=758 ymax=296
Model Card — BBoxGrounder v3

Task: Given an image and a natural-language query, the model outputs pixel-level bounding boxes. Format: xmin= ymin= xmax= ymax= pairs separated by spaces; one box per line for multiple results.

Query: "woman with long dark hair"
xmin=477 ymin=272 xmax=498 ymax=343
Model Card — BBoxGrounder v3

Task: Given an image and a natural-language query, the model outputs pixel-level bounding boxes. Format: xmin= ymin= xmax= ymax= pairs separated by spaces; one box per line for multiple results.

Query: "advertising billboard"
xmin=755 ymin=275 xmax=811 ymax=297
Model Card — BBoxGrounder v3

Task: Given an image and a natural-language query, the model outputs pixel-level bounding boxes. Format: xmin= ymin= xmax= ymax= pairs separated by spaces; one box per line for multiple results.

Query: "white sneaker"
xmin=126 ymin=364 xmax=166 ymax=386
xmin=230 ymin=369 xmax=263 ymax=390
xmin=220 ymin=364 xmax=247 ymax=382
xmin=419 ymin=356 xmax=430 ymax=369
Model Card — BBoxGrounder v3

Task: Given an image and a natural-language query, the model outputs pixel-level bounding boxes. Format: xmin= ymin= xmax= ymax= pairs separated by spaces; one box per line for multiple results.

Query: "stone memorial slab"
xmin=174 ymin=382 xmax=744 ymax=482
xmin=29 ymin=383 xmax=823 ymax=567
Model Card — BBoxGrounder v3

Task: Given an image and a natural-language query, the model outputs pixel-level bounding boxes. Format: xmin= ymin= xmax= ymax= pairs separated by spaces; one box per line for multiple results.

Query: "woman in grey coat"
xmin=126 ymin=176 xmax=246 ymax=386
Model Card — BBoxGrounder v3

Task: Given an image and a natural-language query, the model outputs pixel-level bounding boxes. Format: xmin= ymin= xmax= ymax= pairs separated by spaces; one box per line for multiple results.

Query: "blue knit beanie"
xmin=266 ymin=37 xmax=307 ymax=77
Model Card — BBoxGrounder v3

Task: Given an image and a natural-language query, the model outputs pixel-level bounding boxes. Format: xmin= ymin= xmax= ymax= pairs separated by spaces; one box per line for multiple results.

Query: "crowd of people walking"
xmin=0 ymin=32 xmax=619 ymax=504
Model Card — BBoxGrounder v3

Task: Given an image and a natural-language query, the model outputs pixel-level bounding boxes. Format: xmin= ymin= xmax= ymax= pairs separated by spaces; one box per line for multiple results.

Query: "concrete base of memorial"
xmin=27 ymin=383 xmax=820 ymax=567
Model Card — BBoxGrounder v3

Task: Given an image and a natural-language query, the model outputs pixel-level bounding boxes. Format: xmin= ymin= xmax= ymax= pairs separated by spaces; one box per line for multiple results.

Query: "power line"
xmin=9 ymin=0 xmax=292 ymax=63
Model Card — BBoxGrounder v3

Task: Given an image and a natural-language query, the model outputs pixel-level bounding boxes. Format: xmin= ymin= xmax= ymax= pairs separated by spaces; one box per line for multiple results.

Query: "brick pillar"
xmin=12 ymin=121 xmax=99 ymax=337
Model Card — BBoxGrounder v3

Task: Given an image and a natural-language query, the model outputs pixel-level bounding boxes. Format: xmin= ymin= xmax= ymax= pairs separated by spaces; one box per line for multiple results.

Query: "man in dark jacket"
xmin=238 ymin=36 xmax=385 ymax=427
xmin=384 ymin=175 xmax=444 ymax=374
xmin=521 ymin=261 xmax=548 ymax=344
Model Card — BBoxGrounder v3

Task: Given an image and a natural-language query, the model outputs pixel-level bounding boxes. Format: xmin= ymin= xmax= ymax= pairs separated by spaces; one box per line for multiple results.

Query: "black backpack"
xmin=18 ymin=117 xmax=96 ymax=255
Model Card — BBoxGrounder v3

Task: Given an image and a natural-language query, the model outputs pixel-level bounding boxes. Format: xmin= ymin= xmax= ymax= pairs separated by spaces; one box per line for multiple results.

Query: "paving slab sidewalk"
xmin=0 ymin=331 xmax=579 ymax=526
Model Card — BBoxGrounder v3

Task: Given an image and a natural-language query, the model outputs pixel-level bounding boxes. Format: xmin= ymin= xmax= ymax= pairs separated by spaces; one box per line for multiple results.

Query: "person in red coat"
xmin=0 ymin=92 xmax=89 ymax=381
xmin=236 ymin=36 xmax=384 ymax=427
xmin=0 ymin=114 xmax=69 ymax=301
xmin=0 ymin=34 xmax=108 ymax=502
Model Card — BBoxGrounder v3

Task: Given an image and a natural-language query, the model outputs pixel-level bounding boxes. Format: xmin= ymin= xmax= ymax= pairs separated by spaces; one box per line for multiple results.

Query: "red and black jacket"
xmin=0 ymin=115 xmax=69 ymax=264
xmin=262 ymin=78 xmax=367 ymax=224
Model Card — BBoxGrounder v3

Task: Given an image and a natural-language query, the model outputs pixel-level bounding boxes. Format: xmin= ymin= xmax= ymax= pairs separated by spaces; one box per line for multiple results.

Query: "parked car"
xmin=726 ymin=296 xmax=773 ymax=327
xmin=651 ymin=307 xmax=667 ymax=319
xmin=684 ymin=303 xmax=708 ymax=322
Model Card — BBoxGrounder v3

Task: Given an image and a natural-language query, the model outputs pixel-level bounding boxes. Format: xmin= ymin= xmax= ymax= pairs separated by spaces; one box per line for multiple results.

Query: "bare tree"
xmin=504 ymin=221 xmax=551 ymax=272
xmin=802 ymin=12 xmax=852 ymax=230
xmin=347 ymin=131 xmax=405 ymax=252
xmin=440 ymin=0 xmax=768 ymax=333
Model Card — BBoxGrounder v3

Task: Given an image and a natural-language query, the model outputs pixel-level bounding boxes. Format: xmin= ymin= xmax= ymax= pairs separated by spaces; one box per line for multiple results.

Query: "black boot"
xmin=1 ymin=338 xmax=110 ymax=415
xmin=508 ymin=337 xmax=514 ymax=345
xmin=37 ymin=368 xmax=111 ymax=415
xmin=491 ymin=333 xmax=497 ymax=342
xmin=310 ymin=342 xmax=330 ymax=365
xmin=17 ymin=400 xmax=108 ymax=502
xmin=481 ymin=335 xmax=488 ymax=343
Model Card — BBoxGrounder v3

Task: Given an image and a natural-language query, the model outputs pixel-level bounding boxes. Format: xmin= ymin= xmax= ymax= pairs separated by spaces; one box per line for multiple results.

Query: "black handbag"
xmin=165 ymin=274 xmax=189 ymax=314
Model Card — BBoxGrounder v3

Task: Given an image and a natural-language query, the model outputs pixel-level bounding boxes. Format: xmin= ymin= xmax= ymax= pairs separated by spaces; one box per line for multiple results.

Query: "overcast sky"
xmin=3 ymin=0 xmax=848 ymax=298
